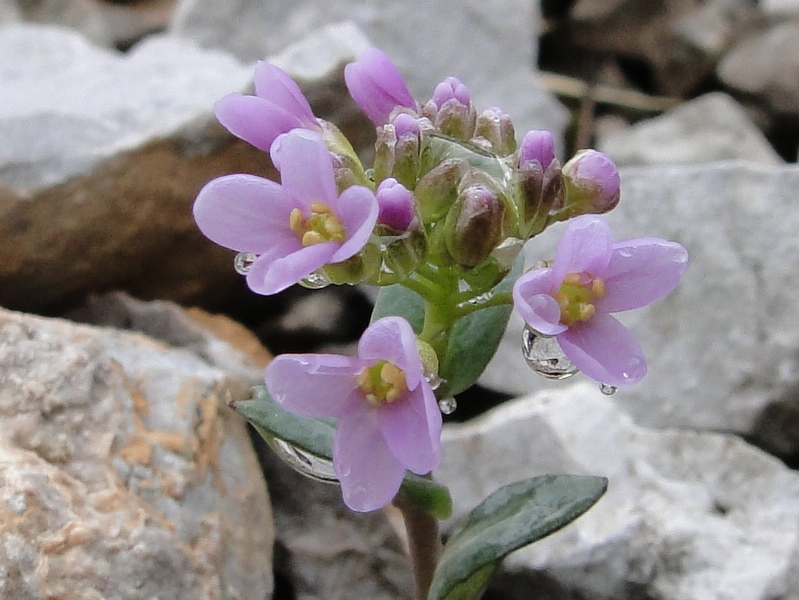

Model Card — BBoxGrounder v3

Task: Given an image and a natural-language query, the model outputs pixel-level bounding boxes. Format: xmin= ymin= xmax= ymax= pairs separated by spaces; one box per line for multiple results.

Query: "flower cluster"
xmin=194 ymin=48 xmax=688 ymax=511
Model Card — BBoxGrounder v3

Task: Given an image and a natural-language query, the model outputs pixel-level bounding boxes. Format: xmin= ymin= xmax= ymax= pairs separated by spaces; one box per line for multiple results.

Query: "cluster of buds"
xmin=193 ymin=48 xmax=688 ymax=512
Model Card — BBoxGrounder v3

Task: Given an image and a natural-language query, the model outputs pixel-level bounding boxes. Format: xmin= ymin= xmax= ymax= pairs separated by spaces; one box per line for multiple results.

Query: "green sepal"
xmin=427 ymin=475 xmax=608 ymax=600
xmin=232 ymin=386 xmax=452 ymax=516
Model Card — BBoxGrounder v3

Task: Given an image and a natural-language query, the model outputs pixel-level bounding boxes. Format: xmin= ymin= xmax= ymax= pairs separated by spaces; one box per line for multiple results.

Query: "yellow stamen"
xmin=578 ymin=303 xmax=596 ymax=321
xmin=289 ymin=201 xmax=347 ymax=246
xmin=302 ymin=231 xmax=325 ymax=246
xmin=592 ymin=278 xmax=605 ymax=298
xmin=289 ymin=208 xmax=304 ymax=234
xmin=563 ymin=272 xmax=582 ymax=285
xmin=310 ymin=201 xmax=332 ymax=214
xmin=557 ymin=272 xmax=605 ymax=326
xmin=356 ymin=360 xmax=408 ymax=406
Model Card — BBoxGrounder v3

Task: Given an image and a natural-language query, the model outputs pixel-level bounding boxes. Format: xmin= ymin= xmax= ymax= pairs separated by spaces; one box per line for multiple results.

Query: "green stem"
xmin=454 ymin=291 xmax=513 ymax=317
xmin=401 ymin=274 xmax=440 ymax=302
xmin=394 ymin=490 xmax=442 ymax=600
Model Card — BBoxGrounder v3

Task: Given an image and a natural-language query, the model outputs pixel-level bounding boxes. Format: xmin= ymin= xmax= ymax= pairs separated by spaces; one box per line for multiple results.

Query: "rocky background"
xmin=2 ymin=0 xmax=799 ymax=598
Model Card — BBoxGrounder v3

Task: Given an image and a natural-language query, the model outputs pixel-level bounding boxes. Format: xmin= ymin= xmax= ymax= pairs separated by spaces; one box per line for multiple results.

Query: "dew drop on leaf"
xmin=271 ymin=438 xmax=339 ymax=483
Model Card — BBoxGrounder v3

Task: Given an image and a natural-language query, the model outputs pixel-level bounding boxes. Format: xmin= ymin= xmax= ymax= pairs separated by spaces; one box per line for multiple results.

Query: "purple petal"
xmin=553 ymin=215 xmax=613 ymax=283
xmin=519 ymin=130 xmax=556 ymax=169
xmin=375 ymin=178 xmax=415 ymax=231
xmin=330 ymin=185 xmax=379 ymax=262
xmin=512 ymin=268 xmax=567 ymax=336
xmin=378 ymin=384 xmax=442 ymax=474
xmin=344 ymin=48 xmax=416 ymax=125
xmin=596 ymin=239 xmax=689 ymax=313
xmin=246 ymin=240 xmax=337 ymax=295
xmin=193 ymin=174 xmax=294 ymax=253
xmin=265 ymin=354 xmax=370 ymax=418
xmin=270 ymin=130 xmax=338 ymax=209
xmin=558 ymin=313 xmax=647 ymax=386
xmin=253 ymin=61 xmax=317 ymax=126
xmin=358 ymin=317 xmax=424 ymax=389
xmin=431 ymin=76 xmax=470 ymax=108
xmin=215 ymin=94 xmax=306 ymax=153
xmin=334 ymin=406 xmax=406 ymax=512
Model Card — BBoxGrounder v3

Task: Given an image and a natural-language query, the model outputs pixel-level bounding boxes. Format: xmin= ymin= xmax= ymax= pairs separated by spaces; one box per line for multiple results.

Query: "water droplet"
xmin=233 ymin=252 xmax=257 ymax=275
xmin=600 ymin=383 xmax=617 ymax=395
xmin=673 ymin=250 xmax=689 ymax=264
xmin=438 ymin=397 xmax=457 ymax=415
xmin=618 ymin=248 xmax=633 ymax=258
xmin=271 ymin=438 xmax=338 ymax=483
xmin=521 ymin=326 xmax=579 ymax=380
xmin=621 ymin=356 xmax=646 ymax=381
xmin=425 ymin=373 xmax=443 ymax=391
xmin=464 ymin=291 xmax=494 ymax=307
xmin=298 ymin=270 xmax=331 ymax=289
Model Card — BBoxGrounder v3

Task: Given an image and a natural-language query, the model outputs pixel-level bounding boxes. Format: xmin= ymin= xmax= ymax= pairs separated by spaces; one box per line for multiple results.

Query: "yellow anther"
xmin=310 ymin=201 xmax=332 ymax=214
xmin=381 ymin=363 xmax=407 ymax=391
xmin=563 ymin=272 xmax=582 ymax=285
xmin=356 ymin=360 xmax=408 ymax=406
xmin=289 ymin=208 xmax=304 ymax=234
xmin=302 ymin=231 xmax=325 ymax=246
xmin=591 ymin=278 xmax=605 ymax=298
xmin=578 ymin=303 xmax=596 ymax=321
xmin=324 ymin=219 xmax=346 ymax=238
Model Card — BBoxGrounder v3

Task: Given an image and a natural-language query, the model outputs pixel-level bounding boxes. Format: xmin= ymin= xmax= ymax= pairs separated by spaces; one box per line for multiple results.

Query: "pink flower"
xmin=214 ymin=61 xmax=320 ymax=152
xmin=193 ymin=129 xmax=378 ymax=295
xmin=513 ymin=215 xmax=688 ymax=386
xmin=344 ymin=48 xmax=417 ymax=126
xmin=376 ymin=178 xmax=416 ymax=231
xmin=265 ymin=316 xmax=443 ymax=512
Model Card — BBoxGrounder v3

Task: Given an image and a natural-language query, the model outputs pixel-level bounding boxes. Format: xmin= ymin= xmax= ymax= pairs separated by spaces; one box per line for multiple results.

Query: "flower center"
xmin=355 ymin=360 xmax=408 ymax=406
xmin=555 ymin=272 xmax=605 ymax=326
xmin=289 ymin=201 xmax=346 ymax=247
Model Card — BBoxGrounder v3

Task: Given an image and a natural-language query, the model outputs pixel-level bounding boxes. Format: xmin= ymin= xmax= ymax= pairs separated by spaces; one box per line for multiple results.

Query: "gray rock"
xmin=0 ymin=23 xmax=251 ymax=193
xmin=14 ymin=0 xmax=112 ymax=46
xmin=481 ymin=161 xmax=799 ymax=457
xmin=170 ymin=1 xmax=568 ymax=140
xmin=0 ymin=307 xmax=274 ymax=599
xmin=438 ymin=383 xmax=799 ymax=600
xmin=0 ymin=0 xmax=21 ymax=25
xmin=598 ymin=92 xmax=783 ymax=166
xmin=718 ymin=21 xmax=799 ymax=115
xmin=760 ymin=0 xmax=799 ymax=17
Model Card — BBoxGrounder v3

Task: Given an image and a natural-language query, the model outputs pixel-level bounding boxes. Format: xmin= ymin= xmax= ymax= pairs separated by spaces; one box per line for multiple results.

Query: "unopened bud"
xmin=414 ymin=157 xmax=467 ymax=221
xmin=376 ymin=178 xmax=417 ymax=232
xmin=519 ymin=158 xmax=563 ymax=236
xmin=560 ymin=150 xmax=620 ymax=216
xmin=391 ymin=113 xmax=421 ymax=188
xmin=518 ymin=130 xmax=556 ymax=170
xmin=445 ymin=183 xmax=506 ymax=268
xmin=373 ymin=124 xmax=397 ymax=184
xmin=430 ymin=77 xmax=476 ymax=140
xmin=474 ymin=107 xmax=517 ymax=156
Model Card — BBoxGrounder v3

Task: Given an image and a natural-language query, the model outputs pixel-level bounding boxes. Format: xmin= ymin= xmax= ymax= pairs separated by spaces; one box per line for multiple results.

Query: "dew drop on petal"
xmin=618 ymin=248 xmax=633 ymax=258
xmin=299 ymin=270 xmax=331 ymax=289
xmin=600 ymin=383 xmax=617 ymax=395
xmin=438 ymin=397 xmax=457 ymax=415
xmin=271 ymin=438 xmax=339 ymax=483
xmin=522 ymin=326 xmax=579 ymax=380
xmin=233 ymin=252 xmax=257 ymax=275
xmin=621 ymin=356 xmax=646 ymax=381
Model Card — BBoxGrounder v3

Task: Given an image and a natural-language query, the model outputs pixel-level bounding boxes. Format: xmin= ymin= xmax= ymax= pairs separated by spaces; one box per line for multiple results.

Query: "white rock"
xmin=438 ymin=383 xmax=799 ymax=600
xmin=170 ymin=1 xmax=568 ymax=142
xmin=0 ymin=307 xmax=274 ymax=598
xmin=0 ymin=24 xmax=251 ymax=192
xmin=760 ymin=0 xmax=799 ymax=17
xmin=481 ymin=161 xmax=799 ymax=455
xmin=718 ymin=21 xmax=799 ymax=115
xmin=598 ymin=93 xmax=783 ymax=166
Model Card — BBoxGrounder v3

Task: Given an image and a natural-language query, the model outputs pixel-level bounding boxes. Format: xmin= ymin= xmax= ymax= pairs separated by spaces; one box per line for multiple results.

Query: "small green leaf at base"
xmin=232 ymin=386 xmax=452 ymax=517
xmin=428 ymin=475 xmax=608 ymax=600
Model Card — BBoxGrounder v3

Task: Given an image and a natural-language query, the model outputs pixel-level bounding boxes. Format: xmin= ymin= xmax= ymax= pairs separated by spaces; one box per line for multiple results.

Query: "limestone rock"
xmin=0 ymin=307 xmax=274 ymax=599
xmin=760 ymin=0 xmax=799 ymax=17
xmin=598 ymin=92 xmax=783 ymax=166
xmin=718 ymin=21 xmax=799 ymax=115
xmin=170 ymin=1 xmax=568 ymax=139
xmin=481 ymin=161 xmax=799 ymax=458
xmin=438 ymin=383 xmax=799 ymax=600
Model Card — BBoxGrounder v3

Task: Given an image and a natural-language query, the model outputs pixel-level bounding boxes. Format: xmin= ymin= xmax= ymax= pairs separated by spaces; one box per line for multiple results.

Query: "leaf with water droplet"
xmin=299 ymin=270 xmax=331 ymax=289
xmin=232 ymin=386 xmax=452 ymax=518
xmin=428 ymin=475 xmax=608 ymax=600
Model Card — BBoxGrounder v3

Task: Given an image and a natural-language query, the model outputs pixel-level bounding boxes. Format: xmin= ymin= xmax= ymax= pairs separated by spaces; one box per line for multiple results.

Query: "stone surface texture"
xmin=0 ymin=307 xmax=274 ymax=599
xmin=718 ymin=21 xmax=799 ymax=115
xmin=481 ymin=161 xmax=799 ymax=458
xmin=170 ymin=0 xmax=568 ymax=141
xmin=598 ymin=92 xmax=783 ymax=166
xmin=438 ymin=383 xmax=799 ymax=600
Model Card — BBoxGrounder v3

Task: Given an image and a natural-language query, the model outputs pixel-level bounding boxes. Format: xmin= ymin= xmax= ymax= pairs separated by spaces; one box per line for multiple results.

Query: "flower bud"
xmin=445 ymin=182 xmax=506 ymax=268
xmin=474 ymin=107 xmax=517 ymax=156
xmin=518 ymin=130 xmax=556 ymax=170
xmin=430 ymin=77 xmax=476 ymax=140
xmin=372 ymin=124 xmax=397 ymax=184
xmin=344 ymin=48 xmax=416 ymax=126
xmin=391 ymin=113 xmax=422 ymax=188
xmin=519 ymin=158 xmax=563 ymax=237
xmin=414 ymin=157 xmax=467 ymax=221
xmin=376 ymin=178 xmax=417 ymax=232
xmin=560 ymin=150 xmax=620 ymax=216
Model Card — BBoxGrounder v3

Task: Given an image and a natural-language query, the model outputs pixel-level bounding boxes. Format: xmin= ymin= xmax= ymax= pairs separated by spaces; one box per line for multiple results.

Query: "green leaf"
xmin=232 ymin=386 xmax=452 ymax=515
xmin=428 ymin=475 xmax=608 ymax=600
xmin=370 ymin=282 xmax=425 ymax=331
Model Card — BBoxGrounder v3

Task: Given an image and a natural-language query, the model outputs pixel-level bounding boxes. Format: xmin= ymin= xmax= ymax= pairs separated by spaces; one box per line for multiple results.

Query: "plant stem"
xmin=395 ymin=494 xmax=442 ymax=600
